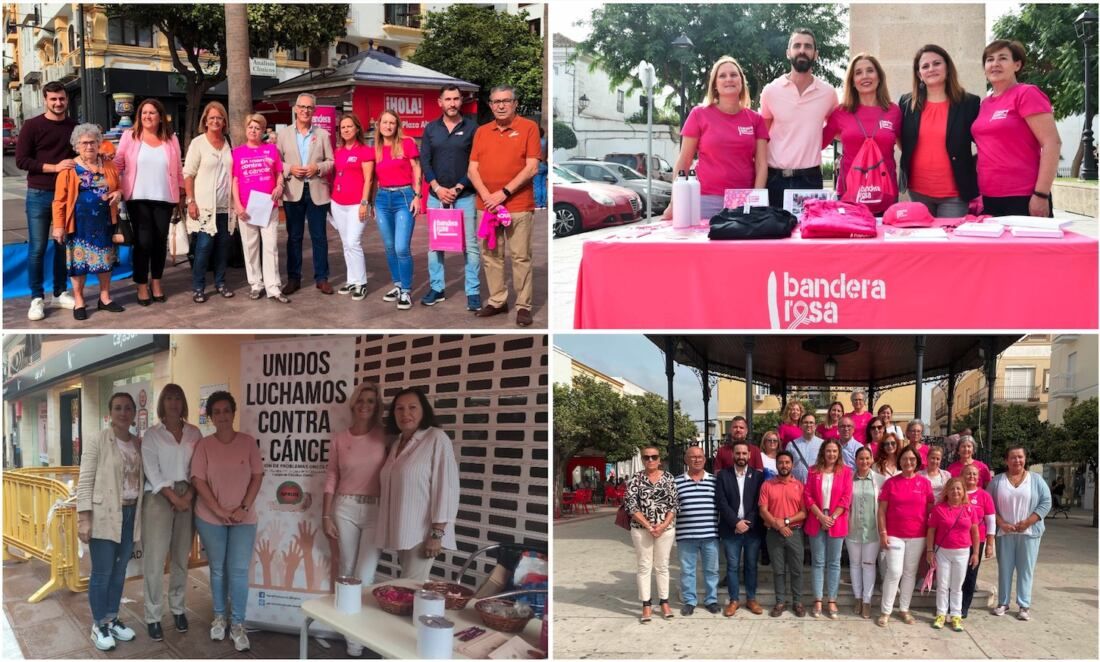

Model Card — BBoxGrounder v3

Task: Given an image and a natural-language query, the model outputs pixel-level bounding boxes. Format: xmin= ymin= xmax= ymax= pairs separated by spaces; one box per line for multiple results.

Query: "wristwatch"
xmin=783 ymin=517 xmax=791 ymax=527
xmin=430 ymin=528 xmax=445 ymax=540
xmin=502 ymin=187 xmax=513 ymax=198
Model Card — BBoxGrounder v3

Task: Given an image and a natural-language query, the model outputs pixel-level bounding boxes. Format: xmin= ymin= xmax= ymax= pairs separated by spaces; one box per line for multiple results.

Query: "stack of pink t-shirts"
xmin=799 ymin=198 xmax=876 ymax=238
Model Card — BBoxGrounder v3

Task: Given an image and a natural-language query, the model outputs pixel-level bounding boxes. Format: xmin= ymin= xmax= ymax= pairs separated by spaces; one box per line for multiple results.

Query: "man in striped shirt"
xmin=674 ymin=446 xmax=721 ymax=616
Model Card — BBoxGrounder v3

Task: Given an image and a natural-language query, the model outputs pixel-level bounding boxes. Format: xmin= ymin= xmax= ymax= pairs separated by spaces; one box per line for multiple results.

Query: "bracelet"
xmin=322 ymin=515 xmax=331 ymax=520
xmin=1032 ymin=190 xmax=1051 ymax=200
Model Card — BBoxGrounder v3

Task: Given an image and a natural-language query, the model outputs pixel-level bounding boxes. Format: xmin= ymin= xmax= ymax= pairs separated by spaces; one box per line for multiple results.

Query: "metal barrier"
xmin=2 ymin=467 xmax=207 ymax=603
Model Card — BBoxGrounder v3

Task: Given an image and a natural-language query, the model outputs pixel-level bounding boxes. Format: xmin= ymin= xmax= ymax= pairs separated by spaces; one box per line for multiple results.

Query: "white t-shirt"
xmin=131 ymin=142 xmax=173 ymax=202
xmin=995 ymin=473 xmax=1033 ymax=536
xmin=822 ymin=472 xmax=834 ymax=512
xmin=920 ymin=469 xmax=949 ymax=503
xmin=761 ymin=454 xmax=777 ymax=476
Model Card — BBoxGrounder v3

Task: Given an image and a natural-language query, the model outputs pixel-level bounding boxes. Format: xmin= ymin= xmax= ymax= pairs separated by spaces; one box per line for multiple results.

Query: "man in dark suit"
xmin=716 ymin=439 xmax=766 ymax=616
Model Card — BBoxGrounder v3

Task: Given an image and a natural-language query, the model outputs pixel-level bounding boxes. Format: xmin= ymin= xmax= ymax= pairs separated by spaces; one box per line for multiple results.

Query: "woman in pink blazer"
xmin=113 ymin=98 xmax=184 ymax=305
xmin=803 ymin=438 xmax=852 ymax=619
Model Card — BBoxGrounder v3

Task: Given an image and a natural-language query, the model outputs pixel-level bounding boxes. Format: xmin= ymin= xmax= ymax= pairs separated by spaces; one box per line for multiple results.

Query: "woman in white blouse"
xmin=140 ymin=383 xmax=202 ymax=641
xmin=377 ymin=388 xmax=459 ymax=581
xmin=183 ymin=102 xmax=236 ymax=303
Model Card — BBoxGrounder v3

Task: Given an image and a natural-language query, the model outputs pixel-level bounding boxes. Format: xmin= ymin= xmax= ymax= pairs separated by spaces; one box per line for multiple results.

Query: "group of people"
xmin=623 ymin=397 xmax=1051 ymax=632
xmin=663 ymin=29 xmax=1059 ymax=221
xmin=17 ymin=82 xmax=540 ymax=326
xmin=75 ymin=383 xmax=458 ymax=655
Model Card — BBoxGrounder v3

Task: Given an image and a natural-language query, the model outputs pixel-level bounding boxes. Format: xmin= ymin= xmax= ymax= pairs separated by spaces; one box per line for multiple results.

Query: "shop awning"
xmin=3 ymin=335 xmax=168 ymax=399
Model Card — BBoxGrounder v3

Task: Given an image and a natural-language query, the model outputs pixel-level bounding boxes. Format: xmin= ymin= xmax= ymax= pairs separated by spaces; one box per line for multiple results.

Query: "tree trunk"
xmin=224 ymin=4 xmax=252 ymax=147
xmin=184 ymin=85 xmax=207 ymax=148
xmin=1071 ymin=140 xmax=1084 ymax=179
xmin=541 ymin=3 xmax=548 ymax=125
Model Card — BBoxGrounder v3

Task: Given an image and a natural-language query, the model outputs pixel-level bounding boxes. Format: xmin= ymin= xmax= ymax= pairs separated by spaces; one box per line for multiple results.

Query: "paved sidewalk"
xmin=553 ymin=510 xmax=1099 ymax=659
xmin=551 ymin=211 xmax=1099 ymax=330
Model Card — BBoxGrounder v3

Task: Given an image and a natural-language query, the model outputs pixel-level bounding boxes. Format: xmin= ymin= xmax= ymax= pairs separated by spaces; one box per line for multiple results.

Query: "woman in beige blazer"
xmin=76 ymin=392 xmax=145 ymax=651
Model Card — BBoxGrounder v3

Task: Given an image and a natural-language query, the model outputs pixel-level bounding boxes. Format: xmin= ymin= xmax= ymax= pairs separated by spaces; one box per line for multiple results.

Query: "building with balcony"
xmin=1047 ymin=334 xmax=1099 ymax=425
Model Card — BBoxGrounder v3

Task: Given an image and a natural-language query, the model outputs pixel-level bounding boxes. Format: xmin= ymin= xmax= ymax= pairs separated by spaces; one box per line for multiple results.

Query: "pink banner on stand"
xmin=574 ymin=227 xmax=1098 ymax=329
xmin=313 ymin=106 xmax=338 ymax=149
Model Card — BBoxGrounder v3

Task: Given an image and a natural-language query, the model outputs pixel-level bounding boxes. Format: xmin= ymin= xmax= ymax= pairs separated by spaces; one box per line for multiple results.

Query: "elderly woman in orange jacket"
xmin=51 ymin=123 xmax=123 ymax=321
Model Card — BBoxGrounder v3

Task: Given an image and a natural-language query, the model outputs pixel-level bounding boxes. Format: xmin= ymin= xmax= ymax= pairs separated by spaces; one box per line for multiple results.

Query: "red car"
xmin=552 ymin=165 xmax=642 ymax=237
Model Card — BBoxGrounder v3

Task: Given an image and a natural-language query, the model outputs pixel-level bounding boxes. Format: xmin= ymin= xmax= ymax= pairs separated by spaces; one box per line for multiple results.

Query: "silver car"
xmin=560 ymin=159 xmax=673 ymax=215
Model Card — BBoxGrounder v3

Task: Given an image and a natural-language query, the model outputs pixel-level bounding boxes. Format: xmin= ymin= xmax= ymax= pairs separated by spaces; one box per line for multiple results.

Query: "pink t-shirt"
xmin=972 ymin=84 xmax=1053 ymax=197
xmin=967 ymin=488 xmax=996 ymax=536
xmin=929 ymin=502 xmax=977 ymax=550
xmin=778 ymin=422 xmax=801 ymax=447
xmin=374 ymin=137 xmax=420 ymax=188
xmin=879 ymin=473 xmax=934 ymax=539
xmin=850 ymin=411 xmax=873 ymax=443
xmin=332 ymin=145 xmax=375 ymax=206
xmin=324 ymin=428 xmax=387 ymax=496
xmin=232 ymin=143 xmax=283 ymax=203
xmin=823 ymin=103 xmax=902 ymax=211
xmin=191 ymin=433 xmax=265 ymax=526
xmin=816 ymin=423 xmax=840 ymax=442
xmin=760 ymin=75 xmax=838 ymax=169
xmin=947 ymin=460 xmax=992 ymax=488
xmin=909 ymin=443 xmax=931 ymax=467
xmin=681 ymin=105 xmax=769 ymax=194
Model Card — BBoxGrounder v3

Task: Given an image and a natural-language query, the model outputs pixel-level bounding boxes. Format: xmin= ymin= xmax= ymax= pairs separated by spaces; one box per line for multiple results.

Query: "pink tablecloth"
xmin=574 ymin=226 xmax=1098 ymax=329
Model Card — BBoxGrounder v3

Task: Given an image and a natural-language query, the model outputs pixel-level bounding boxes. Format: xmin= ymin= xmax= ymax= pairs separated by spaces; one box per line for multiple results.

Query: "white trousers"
xmin=630 ymin=527 xmax=675 ymax=602
xmin=935 ymin=547 xmax=969 ymax=616
xmin=880 ymin=536 xmax=925 ymax=615
xmin=846 ymin=539 xmax=880 ymax=603
xmin=332 ymin=496 xmax=381 ymax=584
xmin=397 ymin=542 xmax=438 ymax=582
xmin=328 ymin=203 xmax=367 ymax=286
xmin=239 ymin=211 xmax=282 ymax=297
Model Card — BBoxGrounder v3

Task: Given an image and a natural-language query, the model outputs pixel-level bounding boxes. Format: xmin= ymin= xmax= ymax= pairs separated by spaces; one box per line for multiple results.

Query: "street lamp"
xmin=671 ymin=32 xmax=694 ymax=133
xmin=577 ymin=93 xmax=590 ymax=114
xmin=1075 ymin=10 xmax=1098 ymax=181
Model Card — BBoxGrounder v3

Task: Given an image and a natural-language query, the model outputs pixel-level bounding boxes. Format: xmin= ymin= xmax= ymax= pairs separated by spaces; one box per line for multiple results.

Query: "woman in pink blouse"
xmin=946 ymin=435 xmax=992 ymax=488
xmin=849 ymin=391 xmax=872 ymax=443
xmin=377 ymin=388 xmax=459 ymax=581
xmin=322 ymin=381 xmax=386 ymax=656
xmin=777 ymin=401 xmax=803 ymax=448
xmin=803 ymin=439 xmax=852 ymax=619
xmin=816 ymin=401 xmax=844 ymax=442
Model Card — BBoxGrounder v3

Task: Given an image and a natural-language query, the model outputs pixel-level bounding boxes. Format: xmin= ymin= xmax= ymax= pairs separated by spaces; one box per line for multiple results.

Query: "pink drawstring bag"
xmin=427 ymin=206 xmax=465 ymax=252
xmin=477 ymin=207 xmax=512 ymax=250
xmin=799 ymin=198 xmax=877 ymax=238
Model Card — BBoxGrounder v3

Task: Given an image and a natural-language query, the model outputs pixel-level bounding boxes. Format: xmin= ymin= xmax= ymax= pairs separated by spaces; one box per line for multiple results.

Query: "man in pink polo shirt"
xmin=759 ymin=28 xmax=838 ymax=208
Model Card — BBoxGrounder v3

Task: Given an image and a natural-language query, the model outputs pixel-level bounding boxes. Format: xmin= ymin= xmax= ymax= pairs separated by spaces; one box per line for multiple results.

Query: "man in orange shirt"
xmin=468 ymin=85 xmax=540 ymax=327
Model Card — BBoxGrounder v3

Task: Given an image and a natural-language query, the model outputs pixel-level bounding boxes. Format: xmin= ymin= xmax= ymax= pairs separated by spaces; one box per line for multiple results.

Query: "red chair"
xmin=560 ymin=490 xmax=576 ymax=516
xmin=606 ymin=485 xmax=624 ymax=506
xmin=574 ymin=489 xmax=593 ymax=514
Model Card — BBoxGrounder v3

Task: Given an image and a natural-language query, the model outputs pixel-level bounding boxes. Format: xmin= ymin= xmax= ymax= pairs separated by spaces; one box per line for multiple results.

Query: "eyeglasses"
xmin=296 ymin=105 xmax=315 ymax=111
xmin=870 ymin=425 xmax=884 ymax=430
xmin=883 ymin=441 xmax=898 ymax=446
xmin=489 ymin=98 xmax=515 ymax=106
xmin=642 ymin=454 xmax=660 ymax=461
xmin=838 ymin=424 xmax=854 ymax=429
xmin=76 ymin=140 xmax=99 ymax=147
xmin=207 ymin=116 xmax=225 ymax=123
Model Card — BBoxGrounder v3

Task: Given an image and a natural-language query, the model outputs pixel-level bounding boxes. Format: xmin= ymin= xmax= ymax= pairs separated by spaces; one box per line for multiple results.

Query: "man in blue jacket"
xmin=716 ymin=440 xmax=766 ymax=616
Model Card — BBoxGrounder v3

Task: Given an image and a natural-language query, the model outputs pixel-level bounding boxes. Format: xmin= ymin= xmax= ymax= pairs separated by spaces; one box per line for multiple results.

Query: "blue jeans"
xmin=88 ymin=504 xmax=136 ymax=625
xmin=533 ymin=162 xmax=548 ymax=208
xmin=283 ymin=186 xmax=330 ymax=283
xmin=26 ymin=188 xmax=67 ymax=299
xmin=995 ymin=534 xmax=1041 ymax=608
xmin=809 ymin=530 xmax=844 ymax=600
xmin=722 ymin=532 xmax=762 ymax=601
xmin=194 ymin=519 xmax=258 ymax=624
xmin=426 ymin=194 xmax=480 ymax=296
xmin=676 ymin=537 xmax=718 ymax=606
xmin=375 ymin=186 xmax=415 ymax=290
xmin=191 ymin=213 xmax=230 ymax=291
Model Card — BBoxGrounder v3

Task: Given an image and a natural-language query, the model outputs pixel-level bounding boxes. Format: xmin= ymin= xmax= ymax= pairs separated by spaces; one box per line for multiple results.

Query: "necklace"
xmin=1008 ymin=471 xmax=1026 ymax=487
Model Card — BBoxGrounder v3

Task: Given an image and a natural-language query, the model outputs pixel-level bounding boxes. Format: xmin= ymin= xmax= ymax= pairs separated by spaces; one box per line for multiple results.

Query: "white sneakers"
xmin=229 ymin=623 xmax=250 ymax=652
xmin=382 ymin=285 xmax=400 ymax=302
xmin=210 ymin=614 xmax=227 ymax=641
xmin=1017 ymin=608 xmax=1031 ymax=621
xmin=27 ymin=297 xmax=45 ymax=321
xmin=27 ymin=292 xmax=76 ymax=320
xmin=992 ymin=604 xmax=1008 ymax=616
xmin=347 ymin=640 xmax=364 ymax=656
xmin=90 ymin=624 xmax=115 ymax=651
xmin=107 ymin=618 xmax=135 ymax=641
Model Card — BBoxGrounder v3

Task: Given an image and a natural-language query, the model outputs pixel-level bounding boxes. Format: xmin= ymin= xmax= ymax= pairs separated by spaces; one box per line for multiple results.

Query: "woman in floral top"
xmin=624 ymin=445 xmax=679 ymax=623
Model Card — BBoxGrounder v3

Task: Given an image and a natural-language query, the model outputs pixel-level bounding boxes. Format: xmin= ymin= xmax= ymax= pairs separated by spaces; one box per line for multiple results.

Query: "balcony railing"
xmin=1049 ymin=374 xmax=1078 ymax=398
xmin=969 ymin=385 xmax=1042 ymax=408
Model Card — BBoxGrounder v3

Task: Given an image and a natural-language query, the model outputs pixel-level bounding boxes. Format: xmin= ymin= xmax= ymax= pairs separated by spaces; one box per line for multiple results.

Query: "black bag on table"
xmin=707 ymin=206 xmax=798 ymax=240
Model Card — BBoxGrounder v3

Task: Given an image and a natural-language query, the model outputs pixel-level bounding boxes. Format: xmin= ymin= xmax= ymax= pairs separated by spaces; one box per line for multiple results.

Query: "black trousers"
xmin=982 ymin=194 xmax=1054 ymax=218
xmin=767 ymin=168 xmax=825 ymax=208
xmin=128 ymin=199 xmax=175 ymax=284
xmin=960 ymin=541 xmax=986 ymax=616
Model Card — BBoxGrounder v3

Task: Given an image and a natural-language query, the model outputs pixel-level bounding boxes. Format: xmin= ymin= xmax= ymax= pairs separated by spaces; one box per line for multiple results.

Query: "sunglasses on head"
xmin=643 ymin=454 xmax=660 ymax=461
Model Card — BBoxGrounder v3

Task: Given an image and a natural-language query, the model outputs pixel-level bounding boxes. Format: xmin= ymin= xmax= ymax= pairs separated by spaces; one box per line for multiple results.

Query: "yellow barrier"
xmin=2 ymin=467 xmax=207 ymax=603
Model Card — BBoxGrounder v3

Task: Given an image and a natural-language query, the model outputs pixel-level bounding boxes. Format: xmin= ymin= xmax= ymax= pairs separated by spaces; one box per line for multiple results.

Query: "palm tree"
xmin=224 ymin=3 xmax=252 ymax=146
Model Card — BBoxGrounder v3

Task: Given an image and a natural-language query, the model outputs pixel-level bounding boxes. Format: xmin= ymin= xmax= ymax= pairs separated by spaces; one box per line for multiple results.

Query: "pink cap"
xmin=882 ymin=202 xmax=934 ymax=227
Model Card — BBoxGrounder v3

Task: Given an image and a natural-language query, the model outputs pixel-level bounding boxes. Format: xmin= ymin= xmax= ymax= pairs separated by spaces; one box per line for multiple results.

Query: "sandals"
xmin=640 ymin=602 xmax=652 ymax=624
xmin=812 ymin=601 xmax=822 ymax=618
xmin=827 ymin=601 xmax=839 ymax=620
xmin=269 ymin=294 xmax=291 ymax=304
xmin=876 ymin=613 xmax=890 ymax=627
xmin=248 ymin=288 xmax=264 ymax=300
xmin=898 ymin=611 xmax=915 ymax=625
xmin=216 ymin=285 xmax=234 ymax=298
xmin=659 ymin=600 xmax=674 ymax=620
xmin=193 ymin=290 xmax=208 ymax=303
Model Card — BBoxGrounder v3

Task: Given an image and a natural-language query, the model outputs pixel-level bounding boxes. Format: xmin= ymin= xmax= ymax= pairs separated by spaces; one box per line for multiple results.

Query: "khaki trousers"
xmin=630 ymin=526 xmax=675 ymax=602
xmin=397 ymin=542 xmax=438 ymax=582
xmin=480 ymin=211 xmax=533 ymax=311
xmin=142 ymin=482 xmax=194 ymax=622
xmin=239 ymin=212 xmax=283 ymax=297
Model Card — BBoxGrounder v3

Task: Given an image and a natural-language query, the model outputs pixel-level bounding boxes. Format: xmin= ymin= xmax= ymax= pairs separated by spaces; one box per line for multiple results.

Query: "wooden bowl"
xmin=372 ymin=585 xmax=416 ymax=616
xmin=422 ymin=581 xmax=476 ymax=610
xmin=475 ymin=598 xmax=534 ymax=633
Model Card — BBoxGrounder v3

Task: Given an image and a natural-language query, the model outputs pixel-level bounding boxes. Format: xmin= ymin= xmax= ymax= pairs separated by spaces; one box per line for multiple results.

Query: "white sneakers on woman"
xmin=90 ymin=624 xmax=115 ymax=651
xmin=229 ymin=623 xmax=250 ymax=651
xmin=210 ymin=615 xmax=227 ymax=640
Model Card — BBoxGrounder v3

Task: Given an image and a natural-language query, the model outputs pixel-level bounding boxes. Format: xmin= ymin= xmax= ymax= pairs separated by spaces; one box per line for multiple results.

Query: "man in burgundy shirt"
xmin=15 ymin=81 xmax=77 ymax=320
xmin=713 ymin=417 xmax=764 ymax=473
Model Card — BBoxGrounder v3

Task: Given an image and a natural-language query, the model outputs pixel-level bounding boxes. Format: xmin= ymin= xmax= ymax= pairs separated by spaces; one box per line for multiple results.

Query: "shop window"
xmin=384 ymin=4 xmax=422 ymax=29
xmin=616 ymin=90 xmax=624 ymax=113
xmin=108 ymin=17 xmax=153 ymax=48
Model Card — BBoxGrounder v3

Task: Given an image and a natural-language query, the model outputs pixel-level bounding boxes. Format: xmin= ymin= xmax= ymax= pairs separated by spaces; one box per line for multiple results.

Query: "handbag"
xmin=615 ymin=504 xmax=632 ymax=531
xmin=799 ymin=198 xmax=877 ymax=239
xmin=708 ymin=206 xmax=798 ymax=240
xmin=427 ymin=204 xmax=465 ymax=252
xmin=168 ymin=216 xmax=191 ymax=259
xmin=113 ymin=202 xmax=134 ymax=246
xmin=922 ymin=506 xmax=967 ymax=594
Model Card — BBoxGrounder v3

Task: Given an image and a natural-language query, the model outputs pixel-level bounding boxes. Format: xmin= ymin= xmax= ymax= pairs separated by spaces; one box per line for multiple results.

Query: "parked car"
xmin=604 ymin=152 xmax=675 ymax=183
xmin=552 ymin=165 xmax=642 ymax=238
xmin=2 ymin=128 xmax=16 ymax=154
xmin=559 ymin=160 xmax=672 ymax=215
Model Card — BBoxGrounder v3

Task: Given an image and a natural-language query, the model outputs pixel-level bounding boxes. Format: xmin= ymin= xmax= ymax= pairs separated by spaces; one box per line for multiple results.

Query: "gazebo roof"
xmin=645 ymin=335 xmax=1023 ymax=390
xmin=262 ymin=49 xmax=478 ymax=100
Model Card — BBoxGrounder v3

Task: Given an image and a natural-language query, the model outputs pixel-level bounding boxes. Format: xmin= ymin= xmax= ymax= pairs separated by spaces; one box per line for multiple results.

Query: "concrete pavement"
xmin=3 ymin=161 xmax=548 ymax=330
xmin=553 ymin=507 xmax=1099 ymax=659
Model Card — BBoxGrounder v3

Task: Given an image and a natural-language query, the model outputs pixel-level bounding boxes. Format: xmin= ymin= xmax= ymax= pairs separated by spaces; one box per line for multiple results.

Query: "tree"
xmin=578 ymin=3 xmax=847 ymax=124
xmin=955 ymin=403 xmax=1055 ymax=471
xmin=630 ymin=392 xmax=699 ymax=458
xmin=224 ymin=4 xmax=251 ymax=148
xmin=410 ymin=5 xmax=544 ymax=122
xmin=750 ymin=410 xmax=784 ymax=445
xmin=553 ymin=376 xmax=644 ymax=512
xmin=553 ymin=121 xmax=577 ymax=150
xmin=105 ymin=4 xmax=349 ymax=145
xmin=994 ymin=3 xmax=1098 ymax=176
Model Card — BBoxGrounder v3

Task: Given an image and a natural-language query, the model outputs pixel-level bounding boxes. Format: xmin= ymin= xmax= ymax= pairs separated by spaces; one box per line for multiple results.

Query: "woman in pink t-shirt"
xmin=864 ymin=416 xmax=886 ymax=456
xmin=925 ymin=477 xmax=980 ymax=631
xmin=232 ymin=114 xmax=288 ymax=303
xmin=822 ymin=53 xmax=902 ymax=214
xmin=330 ymin=114 xmax=375 ymax=300
xmin=849 ymin=391 xmax=872 ymax=443
xmin=190 ymin=391 xmax=265 ymax=651
xmin=972 ymin=40 xmax=1060 ymax=217
xmin=876 ymin=446 xmax=933 ymax=626
xmin=815 ymin=401 xmax=844 ymax=442
xmin=371 ymin=109 xmax=422 ymax=310
xmin=663 ymin=56 xmax=768 ymax=222
xmin=321 ymin=381 xmax=386 ymax=656
xmin=946 ymin=435 xmax=992 ymax=488
xmin=777 ymin=401 xmax=803 ymax=448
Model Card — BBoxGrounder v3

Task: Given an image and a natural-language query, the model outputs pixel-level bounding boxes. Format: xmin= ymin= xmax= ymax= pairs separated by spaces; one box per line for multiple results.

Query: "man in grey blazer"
xmin=276 ymin=93 xmax=335 ymax=295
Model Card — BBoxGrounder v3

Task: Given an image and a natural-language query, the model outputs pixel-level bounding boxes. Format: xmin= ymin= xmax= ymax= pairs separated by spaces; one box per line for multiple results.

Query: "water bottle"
xmin=687 ymin=169 xmax=702 ymax=225
xmin=671 ymin=170 xmax=693 ymax=229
